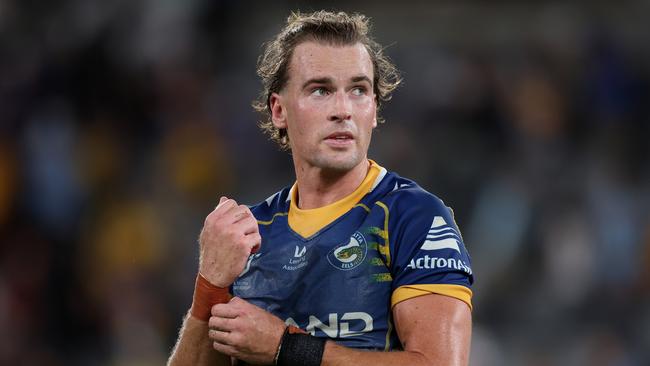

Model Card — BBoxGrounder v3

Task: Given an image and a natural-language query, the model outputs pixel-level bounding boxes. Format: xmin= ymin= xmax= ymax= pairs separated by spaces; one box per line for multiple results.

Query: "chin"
xmin=312 ymin=153 xmax=363 ymax=173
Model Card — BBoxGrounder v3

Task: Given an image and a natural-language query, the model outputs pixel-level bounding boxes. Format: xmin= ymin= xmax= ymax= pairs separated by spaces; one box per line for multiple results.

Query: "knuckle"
xmin=211 ymin=304 xmax=221 ymax=316
xmin=216 ymin=200 xmax=233 ymax=213
xmin=212 ymin=303 xmax=229 ymax=317
xmin=203 ymin=215 xmax=213 ymax=227
xmin=246 ymin=216 xmax=258 ymax=227
xmin=208 ymin=316 xmax=218 ymax=328
xmin=208 ymin=329 xmax=217 ymax=341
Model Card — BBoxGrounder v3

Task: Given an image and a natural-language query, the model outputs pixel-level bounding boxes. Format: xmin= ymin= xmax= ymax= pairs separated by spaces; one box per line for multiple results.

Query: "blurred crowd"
xmin=1 ymin=1 xmax=649 ymax=365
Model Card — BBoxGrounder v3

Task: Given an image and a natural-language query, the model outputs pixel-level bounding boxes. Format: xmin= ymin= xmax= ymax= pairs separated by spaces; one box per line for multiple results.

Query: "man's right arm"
xmin=168 ymin=312 xmax=230 ymax=366
xmin=167 ymin=196 xmax=262 ymax=366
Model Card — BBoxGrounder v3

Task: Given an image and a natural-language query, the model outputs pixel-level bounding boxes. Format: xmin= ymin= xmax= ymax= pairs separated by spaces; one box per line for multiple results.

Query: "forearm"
xmin=168 ymin=311 xmax=231 ymax=366
xmin=322 ymin=341 xmax=466 ymax=366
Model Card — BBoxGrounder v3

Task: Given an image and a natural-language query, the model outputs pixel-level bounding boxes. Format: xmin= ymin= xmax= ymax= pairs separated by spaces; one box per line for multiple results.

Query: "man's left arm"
xmin=207 ymin=293 xmax=471 ymax=366
xmin=322 ymin=293 xmax=471 ymax=366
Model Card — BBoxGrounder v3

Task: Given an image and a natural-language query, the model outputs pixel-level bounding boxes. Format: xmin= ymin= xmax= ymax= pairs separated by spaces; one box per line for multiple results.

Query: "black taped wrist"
xmin=276 ymin=332 xmax=326 ymax=366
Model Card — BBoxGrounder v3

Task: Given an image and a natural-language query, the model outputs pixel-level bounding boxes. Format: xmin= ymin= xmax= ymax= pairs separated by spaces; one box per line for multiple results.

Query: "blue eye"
xmin=351 ymin=87 xmax=367 ymax=96
xmin=311 ymin=87 xmax=328 ymax=96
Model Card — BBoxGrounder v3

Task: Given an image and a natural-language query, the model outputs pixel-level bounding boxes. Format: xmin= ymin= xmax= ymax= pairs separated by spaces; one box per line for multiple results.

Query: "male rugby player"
xmin=169 ymin=11 xmax=473 ymax=366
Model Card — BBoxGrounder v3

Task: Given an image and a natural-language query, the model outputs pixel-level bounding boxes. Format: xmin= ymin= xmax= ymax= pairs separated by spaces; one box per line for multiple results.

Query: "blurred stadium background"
xmin=1 ymin=0 xmax=649 ymax=365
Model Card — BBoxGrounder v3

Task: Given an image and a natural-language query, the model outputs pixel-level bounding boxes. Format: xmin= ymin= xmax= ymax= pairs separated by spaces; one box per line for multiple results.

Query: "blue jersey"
xmin=232 ymin=163 xmax=473 ymax=350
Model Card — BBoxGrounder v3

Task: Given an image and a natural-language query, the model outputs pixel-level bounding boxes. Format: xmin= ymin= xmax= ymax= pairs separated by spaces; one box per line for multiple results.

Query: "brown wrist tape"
xmin=287 ymin=325 xmax=307 ymax=334
xmin=190 ymin=273 xmax=231 ymax=321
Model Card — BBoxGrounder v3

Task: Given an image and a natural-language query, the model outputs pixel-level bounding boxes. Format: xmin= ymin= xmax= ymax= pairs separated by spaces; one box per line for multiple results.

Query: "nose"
xmin=327 ymin=91 xmax=352 ymax=122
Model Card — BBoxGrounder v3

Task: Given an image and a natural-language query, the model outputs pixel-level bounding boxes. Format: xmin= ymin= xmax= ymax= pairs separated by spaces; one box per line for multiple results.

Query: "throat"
xmin=296 ymin=160 xmax=370 ymax=209
xmin=288 ymin=160 xmax=381 ymax=238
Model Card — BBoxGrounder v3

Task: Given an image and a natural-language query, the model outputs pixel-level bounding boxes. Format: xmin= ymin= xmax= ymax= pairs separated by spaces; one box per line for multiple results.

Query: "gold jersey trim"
xmin=287 ymin=160 xmax=383 ymax=238
xmin=391 ymin=284 xmax=473 ymax=311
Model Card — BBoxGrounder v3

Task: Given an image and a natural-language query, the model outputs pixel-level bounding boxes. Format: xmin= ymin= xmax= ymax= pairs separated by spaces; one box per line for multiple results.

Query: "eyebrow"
xmin=301 ymin=77 xmax=333 ymax=90
xmin=301 ymin=75 xmax=373 ymax=90
xmin=351 ymin=75 xmax=372 ymax=86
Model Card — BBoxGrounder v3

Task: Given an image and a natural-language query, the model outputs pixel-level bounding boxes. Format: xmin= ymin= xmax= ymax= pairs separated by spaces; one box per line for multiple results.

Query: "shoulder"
xmin=372 ymin=172 xmax=465 ymax=256
xmin=249 ymin=186 xmax=292 ymax=221
xmin=374 ymin=172 xmax=452 ymax=221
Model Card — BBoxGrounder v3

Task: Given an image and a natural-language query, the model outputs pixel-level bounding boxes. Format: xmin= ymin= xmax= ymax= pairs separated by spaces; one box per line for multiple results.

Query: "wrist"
xmin=275 ymin=326 xmax=325 ymax=366
xmin=190 ymin=272 xmax=231 ymax=321
xmin=198 ymin=267 xmax=231 ymax=288
xmin=273 ymin=326 xmax=290 ymax=364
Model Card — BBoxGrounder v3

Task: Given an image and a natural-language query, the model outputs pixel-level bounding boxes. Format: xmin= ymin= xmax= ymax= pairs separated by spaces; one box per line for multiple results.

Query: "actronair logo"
xmin=405 ymin=216 xmax=472 ymax=275
xmin=421 ymin=216 xmax=461 ymax=252
xmin=406 ymin=255 xmax=472 ymax=275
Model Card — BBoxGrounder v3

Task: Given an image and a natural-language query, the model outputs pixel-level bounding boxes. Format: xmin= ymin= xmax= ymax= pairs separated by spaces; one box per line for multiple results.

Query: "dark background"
xmin=1 ymin=0 xmax=649 ymax=364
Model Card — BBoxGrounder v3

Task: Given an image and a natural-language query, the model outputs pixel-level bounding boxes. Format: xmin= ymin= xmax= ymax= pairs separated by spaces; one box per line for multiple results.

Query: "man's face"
xmin=271 ymin=41 xmax=377 ymax=173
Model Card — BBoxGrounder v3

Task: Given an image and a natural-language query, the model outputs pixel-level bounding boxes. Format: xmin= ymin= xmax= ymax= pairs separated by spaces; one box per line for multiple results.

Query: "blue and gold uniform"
xmin=233 ymin=160 xmax=473 ymax=350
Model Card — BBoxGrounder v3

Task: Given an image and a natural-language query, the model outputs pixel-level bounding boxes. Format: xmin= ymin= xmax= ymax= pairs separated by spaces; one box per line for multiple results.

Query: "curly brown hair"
xmin=253 ymin=10 xmax=402 ymax=150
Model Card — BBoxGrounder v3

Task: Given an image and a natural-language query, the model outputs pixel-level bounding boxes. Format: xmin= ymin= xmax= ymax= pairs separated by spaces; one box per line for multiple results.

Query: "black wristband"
xmin=276 ymin=332 xmax=326 ymax=366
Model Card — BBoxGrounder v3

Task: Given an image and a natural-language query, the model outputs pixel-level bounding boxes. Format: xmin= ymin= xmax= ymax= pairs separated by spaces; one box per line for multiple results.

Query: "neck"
xmin=293 ymin=159 xmax=370 ymax=210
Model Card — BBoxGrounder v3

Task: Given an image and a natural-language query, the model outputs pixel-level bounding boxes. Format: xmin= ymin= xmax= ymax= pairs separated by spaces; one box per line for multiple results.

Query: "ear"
xmin=270 ymin=93 xmax=287 ymax=129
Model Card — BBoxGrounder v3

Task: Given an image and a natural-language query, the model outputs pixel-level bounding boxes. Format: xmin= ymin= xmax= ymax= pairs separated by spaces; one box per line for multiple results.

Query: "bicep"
xmin=392 ymin=293 xmax=472 ymax=366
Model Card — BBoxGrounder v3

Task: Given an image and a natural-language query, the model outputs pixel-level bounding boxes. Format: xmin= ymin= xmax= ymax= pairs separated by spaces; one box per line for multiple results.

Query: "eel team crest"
xmin=327 ymin=231 xmax=368 ymax=270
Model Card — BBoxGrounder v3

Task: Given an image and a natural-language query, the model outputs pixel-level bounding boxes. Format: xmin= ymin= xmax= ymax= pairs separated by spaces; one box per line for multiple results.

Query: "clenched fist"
xmin=209 ymin=297 xmax=287 ymax=365
xmin=199 ymin=196 xmax=261 ymax=288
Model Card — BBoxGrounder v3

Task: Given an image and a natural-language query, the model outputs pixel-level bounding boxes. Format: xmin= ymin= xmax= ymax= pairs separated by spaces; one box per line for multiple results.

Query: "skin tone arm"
xmin=321 ymin=293 xmax=472 ymax=366
xmin=167 ymin=313 xmax=230 ymax=366
xmin=208 ymin=292 xmax=472 ymax=365
xmin=168 ymin=196 xmax=262 ymax=366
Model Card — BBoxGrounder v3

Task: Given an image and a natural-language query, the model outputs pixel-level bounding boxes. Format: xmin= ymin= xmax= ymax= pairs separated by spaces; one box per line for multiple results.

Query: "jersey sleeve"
xmin=386 ymin=189 xmax=474 ymax=310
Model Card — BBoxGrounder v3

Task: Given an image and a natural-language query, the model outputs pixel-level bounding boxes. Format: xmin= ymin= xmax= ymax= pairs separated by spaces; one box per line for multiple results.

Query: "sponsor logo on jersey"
xmin=391 ymin=181 xmax=411 ymax=192
xmin=239 ymin=253 xmax=261 ymax=276
xmin=405 ymin=217 xmax=472 ymax=274
xmin=294 ymin=245 xmax=307 ymax=258
xmin=405 ymin=255 xmax=472 ymax=275
xmin=327 ymin=231 xmax=368 ymax=270
xmin=234 ymin=253 xmax=262 ymax=290
xmin=286 ymin=312 xmax=373 ymax=338
xmin=283 ymin=245 xmax=308 ymax=271
xmin=421 ymin=216 xmax=461 ymax=252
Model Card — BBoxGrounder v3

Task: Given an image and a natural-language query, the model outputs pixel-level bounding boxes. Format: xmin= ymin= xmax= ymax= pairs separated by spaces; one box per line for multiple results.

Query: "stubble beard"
xmin=309 ymin=146 xmax=364 ymax=175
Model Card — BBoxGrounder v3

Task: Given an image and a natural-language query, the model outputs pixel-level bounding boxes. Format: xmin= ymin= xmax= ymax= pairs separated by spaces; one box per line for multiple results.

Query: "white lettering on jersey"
xmin=339 ymin=312 xmax=373 ymax=338
xmin=294 ymin=245 xmax=307 ymax=258
xmin=307 ymin=314 xmax=338 ymax=338
xmin=405 ymin=255 xmax=473 ymax=275
xmin=285 ymin=312 xmax=374 ymax=338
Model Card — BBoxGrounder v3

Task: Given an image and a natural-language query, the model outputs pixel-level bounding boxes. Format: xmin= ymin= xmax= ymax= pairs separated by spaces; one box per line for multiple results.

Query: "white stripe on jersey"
xmin=421 ymin=216 xmax=461 ymax=252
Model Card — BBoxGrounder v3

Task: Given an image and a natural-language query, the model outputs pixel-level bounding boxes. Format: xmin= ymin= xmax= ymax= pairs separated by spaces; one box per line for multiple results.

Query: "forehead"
xmin=287 ymin=41 xmax=374 ymax=85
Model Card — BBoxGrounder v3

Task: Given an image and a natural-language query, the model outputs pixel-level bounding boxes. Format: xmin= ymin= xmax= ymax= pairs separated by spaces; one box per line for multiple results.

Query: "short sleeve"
xmin=386 ymin=190 xmax=474 ymax=310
